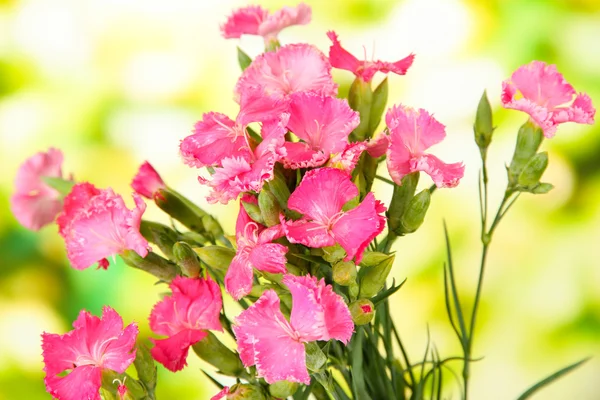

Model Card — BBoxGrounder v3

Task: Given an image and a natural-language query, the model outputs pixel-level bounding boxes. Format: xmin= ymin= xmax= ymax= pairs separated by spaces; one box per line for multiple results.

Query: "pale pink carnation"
xmin=233 ymin=274 xmax=353 ymax=384
xmin=327 ymin=31 xmax=415 ymax=82
xmin=41 ymin=306 xmax=138 ymax=400
xmin=221 ymin=3 xmax=311 ymax=43
xmin=235 ymin=44 xmax=337 ymax=99
xmin=149 ymin=276 xmax=223 ymax=372
xmin=225 ymin=195 xmax=287 ymax=300
xmin=10 ymin=148 xmax=66 ymax=231
xmin=386 ymin=105 xmax=465 ymax=188
xmin=282 ymin=92 xmax=360 ymax=169
xmin=131 ymin=161 xmax=166 ymax=199
xmin=502 ymin=61 xmax=595 ymax=138
xmin=57 ymin=183 xmax=149 ymax=270
xmin=282 ymin=168 xmax=386 ymax=263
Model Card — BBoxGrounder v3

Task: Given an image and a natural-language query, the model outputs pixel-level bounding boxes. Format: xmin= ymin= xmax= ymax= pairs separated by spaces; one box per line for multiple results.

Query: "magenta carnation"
xmin=131 ymin=161 xmax=166 ymax=199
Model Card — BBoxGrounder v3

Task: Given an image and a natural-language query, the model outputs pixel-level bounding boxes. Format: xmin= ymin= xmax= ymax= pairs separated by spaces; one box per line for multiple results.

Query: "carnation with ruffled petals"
xmin=225 ymin=195 xmax=288 ymax=300
xmin=41 ymin=306 xmax=138 ymax=400
xmin=131 ymin=161 xmax=166 ymax=199
xmin=57 ymin=183 xmax=149 ymax=270
xmin=327 ymin=31 xmax=415 ymax=82
xmin=235 ymin=44 xmax=337 ymax=99
xmin=149 ymin=276 xmax=222 ymax=372
xmin=10 ymin=148 xmax=66 ymax=231
xmin=282 ymin=168 xmax=385 ymax=263
xmin=502 ymin=61 xmax=595 ymax=138
xmin=386 ymin=105 xmax=465 ymax=188
xmin=221 ymin=3 xmax=311 ymax=44
xmin=233 ymin=274 xmax=353 ymax=384
xmin=282 ymin=92 xmax=360 ymax=169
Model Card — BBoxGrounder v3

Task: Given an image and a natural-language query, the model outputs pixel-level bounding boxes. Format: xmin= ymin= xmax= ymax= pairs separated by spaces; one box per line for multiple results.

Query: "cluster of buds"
xmin=9 ymin=2 xmax=594 ymax=400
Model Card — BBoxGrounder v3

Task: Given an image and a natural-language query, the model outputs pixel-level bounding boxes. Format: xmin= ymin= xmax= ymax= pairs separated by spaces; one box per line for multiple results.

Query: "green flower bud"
xmin=387 ymin=172 xmax=419 ymax=234
xmin=269 ymin=380 xmax=299 ymax=398
xmin=348 ymin=77 xmax=373 ymax=141
xmin=172 ymin=242 xmax=202 ymax=278
xmin=473 ymin=90 xmax=494 ymax=150
xmin=195 ymin=246 xmax=235 ymax=273
xmin=139 ymin=220 xmax=179 ymax=259
xmin=228 ymin=383 xmax=267 ymax=400
xmin=508 ymin=121 xmax=544 ymax=187
xmin=350 ymin=299 xmax=375 ymax=325
xmin=322 ymin=244 xmax=346 ymax=263
xmin=192 ymin=332 xmax=244 ymax=376
xmin=242 ymin=200 xmax=264 ymax=225
xmin=258 ymin=190 xmax=282 ymax=227
xmin=348 ymin=282 xmax=359 ymax=300
xmin=154 ymin=188 xmax=207 ymax=233
xmin=133 ymin=342 xmax=157 ymax=393
xmin=518 ymin=152 xmax=548 ymax=187
xmin=400 ymin=189 xmax=431 ymax=234
xmin=332 ymin=261 xmax=357 ymax=286
xmin=360 ymin=252 xmax=390 ymax=267
xmin=202 ymin=214 xmax=224 ymax=238
xmin=359 ymin=254 xmax=395 ymax=298
xmin=121 ymin=250 xmax=178 ymax=282
xmin=368 ymin=77 xmax=388 ymax=134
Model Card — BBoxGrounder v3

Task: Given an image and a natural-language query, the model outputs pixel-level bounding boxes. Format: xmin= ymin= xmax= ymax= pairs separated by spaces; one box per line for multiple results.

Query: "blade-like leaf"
xmin=516 ymin=357 xmax=590 ymax=400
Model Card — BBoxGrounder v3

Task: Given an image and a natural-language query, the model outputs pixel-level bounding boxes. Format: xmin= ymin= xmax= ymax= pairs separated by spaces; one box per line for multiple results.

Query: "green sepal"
xmin=237 ymin=47 xmax=252 ymax=71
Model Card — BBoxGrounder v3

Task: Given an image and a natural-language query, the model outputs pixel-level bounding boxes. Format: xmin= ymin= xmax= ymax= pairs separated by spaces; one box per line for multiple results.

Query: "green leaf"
xmin=350 ymin=329 xmax=372 ymax=400
xmin=531 ymin=182 xmax=554 ymax=194
xmin=508 ymin=121 xmax=544 ymax=186
xmin=516 ymin=357 xmax=589 ymax=400
xmin=41 ymin=176 xmax=75 ymax=196
xmin=237 ymin=47 xmax=252 ymax=71
xmin=371 ymin=278 xmax=406 ymax=306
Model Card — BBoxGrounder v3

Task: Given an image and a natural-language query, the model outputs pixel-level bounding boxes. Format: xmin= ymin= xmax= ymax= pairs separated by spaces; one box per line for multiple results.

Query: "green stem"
xmin=375 ymin=175 xmax=395 ymax=185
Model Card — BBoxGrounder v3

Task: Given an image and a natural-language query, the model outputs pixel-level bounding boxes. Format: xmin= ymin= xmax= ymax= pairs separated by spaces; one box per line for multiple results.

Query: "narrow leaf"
xmin=516 ymin=357 xmax=590 ymax=400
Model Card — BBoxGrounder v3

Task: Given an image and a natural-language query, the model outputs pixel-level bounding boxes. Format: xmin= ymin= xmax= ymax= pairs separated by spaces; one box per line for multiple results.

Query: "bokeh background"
xmin=1 ymin=0 xmax=599 ymax=398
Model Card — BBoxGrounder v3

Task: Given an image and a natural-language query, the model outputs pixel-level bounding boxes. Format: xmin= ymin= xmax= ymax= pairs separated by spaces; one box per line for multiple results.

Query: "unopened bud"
xmin=348 ymin=282 xmax=359 ymax=300
xmin=348 ymin=77 xmax=374 ymax=141
xmin=195 ymin=246 xmax=234 ymax=273
xmin=258 ymin=190 xmax=282 ymax=227
xmin=350 ymin=299 xmax=375 ymax=325
xmin=202 ymin=214 xmax=224 ymax=238
xmin=508 ymin=121 xmax=544 ymax=186
xmin=172 ymin=242 xmax=202 ymax=278
xmin=269 ymin=380 xmax=299 ymax=398
xmin=400 ymin=189 xmax=431 ymax=234
xmin=332 ymin=261 xmax=357 ymax=286
xmin=131 ymin=161 xmax=166 ymax=199
xmin=368 ymin=77 xmax=389 ymax=134
xmin=388 ymin=172 xmax=419 ymax=234
xmin=322 ymin=244 xmax=346 ymax=263
xmin=192 ymin=332 xmax=244 ymax=376
xmin=228 ymin=383 xmax=267 ymax=400
xmin=473 ymin=90 xmax=494 ymax=150
xmin=154 ymin=188 xmax=207 ymax=233
xmin=360 ymin=252 xmax=390 ymax=267
xmin=518 ymin=152 xmax=548 ymax=187
xmin=133 ymin=343 xmax=157 ymax=393
xmin=121 ymin=250 xmax=178 ymax=282
xmin=242 ymin=200 xmax=264 ymax=225
xmin=359 ymin=254 xmax=395 ymax=298
xmin=139 ymin=220 xmax=179 ymax=260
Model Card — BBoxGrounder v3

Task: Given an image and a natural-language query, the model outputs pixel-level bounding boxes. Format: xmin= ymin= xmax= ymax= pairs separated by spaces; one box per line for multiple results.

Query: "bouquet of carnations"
xmin=10 ymin=3 xmax=595 ymax=400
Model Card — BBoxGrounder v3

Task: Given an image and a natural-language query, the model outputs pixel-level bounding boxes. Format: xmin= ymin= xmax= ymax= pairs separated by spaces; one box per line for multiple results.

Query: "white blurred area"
xmin=0 ymin=0 xmax=598 ymax=399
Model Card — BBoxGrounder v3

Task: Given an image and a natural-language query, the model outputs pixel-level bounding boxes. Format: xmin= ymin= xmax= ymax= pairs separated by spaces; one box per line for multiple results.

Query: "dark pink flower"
xmin=57 ymin=183 xmax=149 ymax=270
xmin=225 ymin=195 xmax=287 ymax=300
xmin=221 ymin=3 xmax=311 ymax=43
xmin=131 ymin=161 xmax=166 ymax=199
xmin=327 ymin=31 xmax=415 ymax=83
xmin=385 ymin=105 xmax=464 ymax=188
xmin=149 ymin=276 xmax=223 ymax=372
xmin=180 ymin=88 xmax=289 ymax=169
xmin=233 ymin=274 xmax=353 ymax=384
xmin=10 ymin=148 xmax=65 ymax=230
xmin=235 ymin=44 xmax=337 ymax=99
xmin=41 ymin=306 xmax=138 ymax=400
xmin=282 ymin=92 xmax=360 ymax=169
xmin=502 ymin=61 xmax=595 ymax=138
xmin=282 ymin=168 xmax=385 ymax=263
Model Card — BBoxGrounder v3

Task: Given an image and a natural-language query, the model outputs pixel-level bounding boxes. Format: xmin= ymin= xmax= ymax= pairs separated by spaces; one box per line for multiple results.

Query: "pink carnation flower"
xmin=502 ymin=61 xmax=595 ymax=138
xmin=235 ymin=44 xmax=338 ymax=99
xmin=233 ymin=274 xmax=353 ymax=384
xmin=131 ymin=161 xmax=166 ymax=199
xmin=327 ymin=31 xmax=415 ymax=83
xmin=201 ymin=116 xmax=289 ymax=205
xmin=282 ymin=92 xmax=360 ymax=169
xmin=326 ymin=141 xmax=368 ymax=174
xmin=149 ymin=275 xmax=223 ymax=372
xmin=180 ymin=88 xmax=289 ymax=169
xmin=41 ymin=306 xmax=138 ymax=400
xmin=282 ymin=168 xmax=386 ymax=263
xmin=10 ymin=148 xmax=66 ymax=231
xmin=225 ymin=195 xmax=288 ymax=300
xmin=221 ymin=3 xmax=311 ymax=44
xmin=57 ymin=183 xmax=149 ymax=270
xmin=386 ymin=105 xmax=465 ymax=188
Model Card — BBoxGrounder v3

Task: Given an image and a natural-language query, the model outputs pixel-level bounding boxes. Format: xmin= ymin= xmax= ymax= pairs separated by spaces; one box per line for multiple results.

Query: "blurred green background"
xmin=0 ymin=0 xmax=599 ymax=398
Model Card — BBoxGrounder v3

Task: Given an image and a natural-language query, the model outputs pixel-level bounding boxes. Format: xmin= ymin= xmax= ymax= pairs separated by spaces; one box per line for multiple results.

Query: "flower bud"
xmin=133 ymin=343 xmax=157 ymax=393
xmin=348 ymin=282 xmax=359 ymax=300
xmin=121 ymin=250 xmax=178 ymax=282
xmin=195 ymin=246 xmax=235 ymax=273
xmin=332 ymin=261 xmax=357 ymax=286
xmin=388 ymin=172 xmax=419 ymax=234
xmin=202 ymin=214 xmax=224 ymax=238
xmin=131 ymin=161 xmax=166 ymax=199
xmin=258 ymin=190 xmax=282 ymax=227
xmin=368 ymin=77 xmax=389 ymax=134
xmin=350 ymin=299 xmax=375 ymax=325
xmin=139 ymin=220 xmax=179 ymax=259
xmin=192 ymin=332 xmax=244 ymax=377
xmin=172 ymin=242 xmax=202 ymax=278
xmin=473 ymin=90 xmax=494 ymax=150
xmin=508 ymin=121 xmax=544 ymax=187
xmin=400 ymin=189 xmax=431 ymax=234
xmin=269 ymin=380 xmax=299 ymax=398
xmin=348 ymin=77 xmax=373 ymax=141
xmin=518 ymin=152 xmax=548 ymax=187
xmin=228 ymin=383 xmax=267 ymax=400
xmin=242 ymin=200 xmax=264 ymax=225
xmin=154 ymin=188 xmax=207 ymax=233
xmin=360 ymin=251 xmax=389 ymax=267
xmin=359 ymin=254 xmax=395 ymax=298
xmin=322 ymin=244 xmax=346 ymax=263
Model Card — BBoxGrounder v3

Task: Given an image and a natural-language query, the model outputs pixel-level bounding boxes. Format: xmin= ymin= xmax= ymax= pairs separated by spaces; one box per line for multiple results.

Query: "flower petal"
xmin=45 ymin=365 xmax=102 ymax=400
xmin=249 ymin=243 xmax=288 ymax=274
xmin=150 ymin=329 xmax=207 ymax=372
